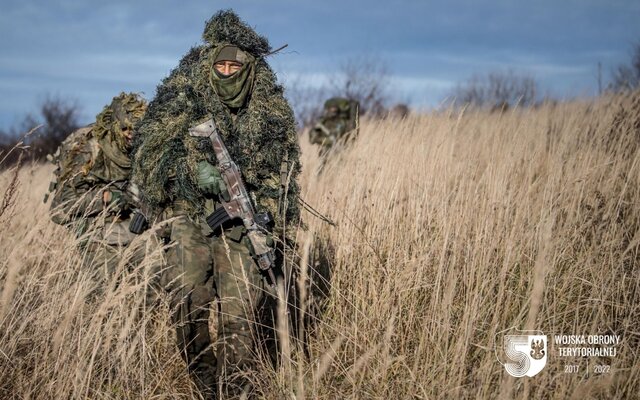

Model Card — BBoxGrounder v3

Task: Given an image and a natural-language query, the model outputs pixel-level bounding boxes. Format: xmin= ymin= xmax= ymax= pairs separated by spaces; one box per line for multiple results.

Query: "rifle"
xmin=189 ymin=118 xmax=277 ymax=283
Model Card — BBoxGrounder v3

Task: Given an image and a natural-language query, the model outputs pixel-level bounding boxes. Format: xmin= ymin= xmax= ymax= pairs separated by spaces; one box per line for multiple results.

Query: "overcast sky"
xmin=1 ymin=0 xmax=639 ymax=130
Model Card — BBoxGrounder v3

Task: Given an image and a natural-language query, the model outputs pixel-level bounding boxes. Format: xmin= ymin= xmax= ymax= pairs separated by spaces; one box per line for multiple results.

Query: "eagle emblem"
xmin=530 ymin=338 xmax=545 ymax=360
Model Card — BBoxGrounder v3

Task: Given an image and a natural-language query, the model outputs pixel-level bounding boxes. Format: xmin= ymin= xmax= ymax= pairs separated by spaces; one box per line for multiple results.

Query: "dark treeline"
xmin=3 ymin=42 xmax=640 ymax=167
xmin=448 ymin=42 xmax=640 ymax=111
xmin=0 ymin=95 xmax=81 ymax=167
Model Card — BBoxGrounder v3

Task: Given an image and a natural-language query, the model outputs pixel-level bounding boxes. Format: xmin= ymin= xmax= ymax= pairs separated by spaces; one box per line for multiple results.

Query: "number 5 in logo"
xmin=496 ymin=330 xmax=547 ymax=377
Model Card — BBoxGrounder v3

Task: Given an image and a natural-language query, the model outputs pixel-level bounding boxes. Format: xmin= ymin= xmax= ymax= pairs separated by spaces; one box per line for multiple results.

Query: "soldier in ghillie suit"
xmin=131 ymin=10 xmax=301 ymax=398
xmin=48 ymin=92 xmax=147 ymax=278
xmin=309 ymin=97 xmax=359 ymax=156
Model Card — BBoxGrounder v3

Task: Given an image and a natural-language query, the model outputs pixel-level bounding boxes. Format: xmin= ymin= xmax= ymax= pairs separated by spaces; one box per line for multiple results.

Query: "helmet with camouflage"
xmin=202 ymin=10 xmax=271 ymax=56
xmin=94 ymin=92 xmax=147 ymax=152
xmin=323 ymin=97 xmax=354 ymax=119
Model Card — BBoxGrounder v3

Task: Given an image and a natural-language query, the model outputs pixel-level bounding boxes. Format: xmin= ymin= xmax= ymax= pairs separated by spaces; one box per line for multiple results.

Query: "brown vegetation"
xmin=0 ymin=92 xmax=639 ymax=399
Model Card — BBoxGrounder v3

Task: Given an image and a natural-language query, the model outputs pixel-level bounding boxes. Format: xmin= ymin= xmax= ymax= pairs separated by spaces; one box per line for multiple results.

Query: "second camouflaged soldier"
xmin=48 ymin=92 xmax=147 ymax=278
xmin=309 ymin=96 xmax=360 ymax=156
xmin=132 ymin=10 xmax=301 ymax=398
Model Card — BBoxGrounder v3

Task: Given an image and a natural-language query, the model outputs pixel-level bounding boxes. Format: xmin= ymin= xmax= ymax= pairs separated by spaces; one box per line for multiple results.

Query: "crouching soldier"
xmin=46 ymin=92 xmax=147 ymax=278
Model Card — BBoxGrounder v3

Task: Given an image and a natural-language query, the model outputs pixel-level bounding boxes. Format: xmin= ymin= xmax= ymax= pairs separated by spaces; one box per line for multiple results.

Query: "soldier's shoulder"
xmin=55 ymin=125 xmax=95 ymax=159
xmin=60 ymin=125 xmax=93 ymax=147
xmin=55 ymin=124 xmax=101 ymax=181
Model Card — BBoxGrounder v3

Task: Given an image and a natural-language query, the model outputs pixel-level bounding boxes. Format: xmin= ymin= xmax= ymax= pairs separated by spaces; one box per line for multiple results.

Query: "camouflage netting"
xmin=132 ymin=10 xmax=301 ymax=232
xmin=57 ymin=92 xmax=146 ymax=184
xmin=202 ymin=10 xmax=271 ymax=56
xmin=94 ymin=92 xmax=147 ymax=153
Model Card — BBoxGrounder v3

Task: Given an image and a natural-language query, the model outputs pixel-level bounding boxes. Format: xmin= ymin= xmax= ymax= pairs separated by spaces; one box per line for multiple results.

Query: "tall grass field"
xmin=1 ymin=92 xmax=638 ymax=399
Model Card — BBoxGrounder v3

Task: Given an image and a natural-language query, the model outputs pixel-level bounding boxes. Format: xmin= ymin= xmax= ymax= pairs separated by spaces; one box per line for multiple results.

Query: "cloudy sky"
xmin=1 ymin=0 xmax=639 ymax=130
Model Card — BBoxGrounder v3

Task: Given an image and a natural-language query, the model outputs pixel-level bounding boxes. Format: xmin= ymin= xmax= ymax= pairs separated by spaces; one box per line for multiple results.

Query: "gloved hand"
xmin=197 ymin=160 xmax=230 ymax=200
xmin=103 ymin=189 xmax=121 ymax=206
xmin=103 ymin=188 xmax=132 ymax=213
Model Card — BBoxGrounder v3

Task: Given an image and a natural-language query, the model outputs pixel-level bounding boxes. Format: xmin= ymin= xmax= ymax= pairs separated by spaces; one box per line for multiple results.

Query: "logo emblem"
xmin=496 ymin=329 xmax=547 ymax=377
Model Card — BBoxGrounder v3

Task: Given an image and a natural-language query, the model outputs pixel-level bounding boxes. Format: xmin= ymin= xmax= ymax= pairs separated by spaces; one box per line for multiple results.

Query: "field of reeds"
xmin=0 ymin=92 xmax=639 ymax=399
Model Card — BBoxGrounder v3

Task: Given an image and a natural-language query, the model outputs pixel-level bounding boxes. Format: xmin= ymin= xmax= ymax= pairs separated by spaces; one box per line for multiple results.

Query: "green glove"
xmin=109 ymin=189 xmax=122 ymax=205
xmin=197 ymin=161 xmax=229 ymax=200
xmin=104 ymin=189 xmax=132 ymax=213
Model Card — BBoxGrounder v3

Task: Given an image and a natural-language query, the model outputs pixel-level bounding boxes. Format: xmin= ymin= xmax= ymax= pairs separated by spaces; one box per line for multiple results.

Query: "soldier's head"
xmin=209 ymin=44 xmax=256 ymax=108
xmin=323 ymin=97 xmax=352 ymax=120
xmin=212 ymin=45 xmax=248 ymax=77
xmin=94 ymin=92 xmax=147 ymax=151
xmin=202 ymin=10 xmax=272 ymax=108
xmin=325 ymin=106 xmax=339 ymax=118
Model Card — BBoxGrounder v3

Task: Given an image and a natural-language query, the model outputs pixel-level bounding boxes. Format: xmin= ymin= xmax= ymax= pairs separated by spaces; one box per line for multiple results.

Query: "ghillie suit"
xmin=133 ymin=16 xmax=300 ymax=231
xmin=309 ymin=96 xmax=360 ymax=155
xmin=47 ymin=92 xmax=147 ymax=277
xmin=131 ymin=10 xmax=301 ymax=398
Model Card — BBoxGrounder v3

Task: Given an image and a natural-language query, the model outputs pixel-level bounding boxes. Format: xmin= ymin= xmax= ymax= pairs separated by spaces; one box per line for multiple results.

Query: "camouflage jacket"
xmin=48 ymin=124 xmax=137 ymax=242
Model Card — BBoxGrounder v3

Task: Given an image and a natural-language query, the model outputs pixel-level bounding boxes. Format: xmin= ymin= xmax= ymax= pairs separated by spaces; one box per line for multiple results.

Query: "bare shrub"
xmin=387 ymin=103 xmax=410 ymax=119
xmin=329 ymin=56 xmax=390 ymax=117
xmin=286 ymin=55 xmax=391 ymax=127
xmin=610 ymin=41 xmax=640 ymax=92
xmin=450 ymin=70 xmax=538 ymax=110
xmin=0 ymin=95 xmax=81 ymax=165
xmin=285 ymin=76 xmax=330 ymax=128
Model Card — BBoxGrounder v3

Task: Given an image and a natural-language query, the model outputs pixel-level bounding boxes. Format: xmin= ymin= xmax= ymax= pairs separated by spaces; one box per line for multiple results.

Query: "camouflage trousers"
xmin=79 ymin=219 xmax=165 ymax=308
xmin=163 ymin=215 xmax=270 ymax=397
xmin=81 ymin=219 xmax=146 ymax=279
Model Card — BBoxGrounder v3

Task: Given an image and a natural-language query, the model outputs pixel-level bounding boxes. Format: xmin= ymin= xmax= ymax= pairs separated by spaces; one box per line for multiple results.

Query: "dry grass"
xmin=1 ymin=92 xmax=639 ymax=399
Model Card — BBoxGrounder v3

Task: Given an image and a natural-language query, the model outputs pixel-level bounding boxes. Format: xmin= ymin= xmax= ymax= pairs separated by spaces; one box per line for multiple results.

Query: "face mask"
xmin=210 ymin=45 xmax=256 ymax=108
